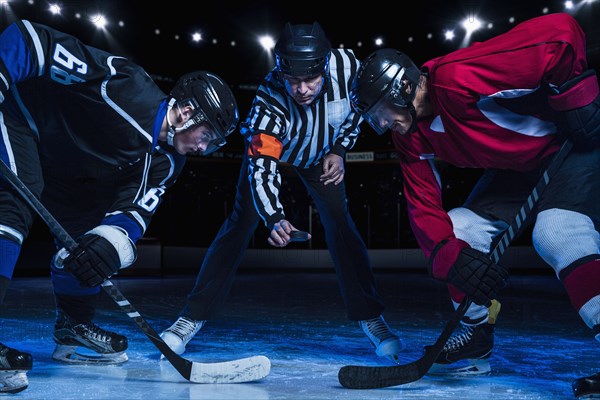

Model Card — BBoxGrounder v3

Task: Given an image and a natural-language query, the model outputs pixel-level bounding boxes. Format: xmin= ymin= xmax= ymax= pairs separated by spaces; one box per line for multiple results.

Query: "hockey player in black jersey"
xmin=160 ymin=21 xmax=403 ymax=366
xmin=0 ymin=20 xmax=238 ymax=393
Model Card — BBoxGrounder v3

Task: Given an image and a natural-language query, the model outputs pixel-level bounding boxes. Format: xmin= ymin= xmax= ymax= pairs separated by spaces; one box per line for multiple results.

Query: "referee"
xmin=160 ymin=21 xmax=404 ymax=364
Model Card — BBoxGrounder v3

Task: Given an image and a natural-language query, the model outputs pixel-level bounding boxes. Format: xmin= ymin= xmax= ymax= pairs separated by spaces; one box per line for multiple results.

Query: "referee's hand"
xmin=268 ymin=219 xmax=311 ymax=247
xmin=320 ymin=153 xmax=344 ymax=186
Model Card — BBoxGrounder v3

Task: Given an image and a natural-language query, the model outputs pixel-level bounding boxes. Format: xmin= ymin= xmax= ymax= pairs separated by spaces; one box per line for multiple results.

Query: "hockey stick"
xmin=338 ymin=139 xmax=574 ymax=389
xmin=0 ymin=159 xmax=271 ymax=384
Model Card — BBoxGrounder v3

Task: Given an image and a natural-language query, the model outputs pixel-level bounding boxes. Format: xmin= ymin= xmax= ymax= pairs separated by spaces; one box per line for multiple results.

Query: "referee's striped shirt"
xmin=240 ymin=48 xmax=362 ymax=228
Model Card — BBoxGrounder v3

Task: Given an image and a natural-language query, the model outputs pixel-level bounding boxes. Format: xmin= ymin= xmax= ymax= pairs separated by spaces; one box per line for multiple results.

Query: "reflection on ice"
xmin=1 ymin=273 xmax=595 ymax=399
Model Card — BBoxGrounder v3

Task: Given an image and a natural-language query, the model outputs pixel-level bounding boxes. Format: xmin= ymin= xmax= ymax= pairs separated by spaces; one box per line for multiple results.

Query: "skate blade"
xmin=0 ymin=371 xmax=29 ymax=394
xmin=375 ymin=337 xmax=405 ymax=364
xmin=52 ymin=345 xmax=128 ymax=365
xmin=428 ymin=358 xmax=491 ymax=377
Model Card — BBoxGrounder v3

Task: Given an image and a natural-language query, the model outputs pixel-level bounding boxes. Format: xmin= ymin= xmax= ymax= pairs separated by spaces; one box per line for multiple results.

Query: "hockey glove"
xmin=548 ymin=69 xmax=600 ymax=148
xmin=61 ymin=225 xmax=137 ymax=287
xmin=430 ymin=238 xmax=509 ymax=307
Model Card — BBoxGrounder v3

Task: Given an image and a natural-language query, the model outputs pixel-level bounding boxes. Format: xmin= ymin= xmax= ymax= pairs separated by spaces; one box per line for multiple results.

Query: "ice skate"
xmin=159 ymin=316 xmax=205 ymax=359
xmin=573 ymin=372 xmax=600 ymax=399
xmin=359 ymin=314 xmax=404 ymax=363
xmin=427 ymin=299 xmax=501 ymax=376
xmin=52 ymin=310 xmax=128 ymax=364
xmin=0 ymin=343 xmax=32 ymax=394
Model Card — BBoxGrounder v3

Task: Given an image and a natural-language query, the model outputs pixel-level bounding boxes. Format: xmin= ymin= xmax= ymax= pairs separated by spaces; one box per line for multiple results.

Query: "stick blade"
xmin=338 ymin=361 xmax=421 ymax=389
xmin=338 ymin=362 xmax=424 ymax=389
xmin=189 ymin=355 xmax=271 ymax=384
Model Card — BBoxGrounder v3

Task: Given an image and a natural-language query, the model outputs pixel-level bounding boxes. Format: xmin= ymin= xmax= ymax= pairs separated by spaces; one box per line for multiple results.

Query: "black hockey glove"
xmin=446 ymin=247 xmax=509 ymax=307
xmin=63 ymin=234 xmax=121 ymax=287
xmin=549 ymin=69 xmax=600 ymax=148
xmin=430 ymin=238 xmax=509 ymax=307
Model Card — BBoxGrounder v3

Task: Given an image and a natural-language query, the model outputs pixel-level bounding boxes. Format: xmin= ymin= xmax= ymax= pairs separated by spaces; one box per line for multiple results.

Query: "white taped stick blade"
xmin=189 ymin=355 xmax=271 ymax=384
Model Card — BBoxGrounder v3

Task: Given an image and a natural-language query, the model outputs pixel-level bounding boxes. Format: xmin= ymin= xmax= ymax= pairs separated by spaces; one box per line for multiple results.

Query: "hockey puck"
xmin=573 ymin=372 xmax=600 ymax=398
xmin=289 ymin=230 xmax=310 ymax=242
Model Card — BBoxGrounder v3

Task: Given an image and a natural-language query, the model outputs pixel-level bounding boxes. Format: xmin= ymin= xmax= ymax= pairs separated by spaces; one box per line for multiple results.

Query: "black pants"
xmin=0 ymin=116 xmax=118 ymax=321
xmin=185 ymin=154 xmax=384 ymax=321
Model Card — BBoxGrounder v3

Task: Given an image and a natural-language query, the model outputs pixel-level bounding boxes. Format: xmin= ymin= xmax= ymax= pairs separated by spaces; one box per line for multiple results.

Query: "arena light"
xmin=258 ymin=35 xmax=275 ymax=51
xmin=460 ymin=16 xmax=483 ymax=48
xmin=48 ymin=3 xmax=61 ymax=15
xmin=462 ymin=16 xmax=482 ymax=35
xmin=90 ymin=14 xmax=107 ymax=30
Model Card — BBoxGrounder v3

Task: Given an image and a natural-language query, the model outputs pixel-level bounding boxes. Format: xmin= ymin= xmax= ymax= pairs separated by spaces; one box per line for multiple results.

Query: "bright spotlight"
xmin=48 ymin=4 xmax=61 ymax=15
xmin=462 ymin=17 xmax=482 ymax=35
xmin=258 ymin=35 xmax=275 ymax=51
xmin=90 ymin=14 xmax=107 ymax=29
xmin=460 ymin=15 xmax=483 ymax=48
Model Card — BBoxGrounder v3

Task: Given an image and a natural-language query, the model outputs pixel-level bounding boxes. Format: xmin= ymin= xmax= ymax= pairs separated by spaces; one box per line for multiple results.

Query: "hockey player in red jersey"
xmin=350 ymin=13 xmax=599 ymax=397
xmin=0 ymin=20 xmax=238 ymax=393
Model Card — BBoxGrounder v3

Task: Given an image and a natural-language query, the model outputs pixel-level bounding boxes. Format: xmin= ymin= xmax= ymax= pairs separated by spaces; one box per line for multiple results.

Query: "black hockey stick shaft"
xmin=338 ymin=139 xmax=574 ymax=389
xmin=0 ymin=159 xmax=194 ymax=381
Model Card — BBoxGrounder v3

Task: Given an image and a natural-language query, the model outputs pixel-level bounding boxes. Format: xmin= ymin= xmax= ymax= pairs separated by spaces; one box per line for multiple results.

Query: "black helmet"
xmin=351 ymin=48 xmax=420 ymax=135
xmin=274 ymin=22 xmax=331 ymax=77
xmin=170 ymin=71 xmax=239 ymax=155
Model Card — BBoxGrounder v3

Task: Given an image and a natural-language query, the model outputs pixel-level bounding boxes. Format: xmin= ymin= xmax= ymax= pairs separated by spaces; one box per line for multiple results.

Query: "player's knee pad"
xmin=532 ymin=209 xmax=599 ymax=273
xmin=448 ymin=207 xmax=507 ymax=253
xmin=558 ymin=256 xmax=600 ymax=331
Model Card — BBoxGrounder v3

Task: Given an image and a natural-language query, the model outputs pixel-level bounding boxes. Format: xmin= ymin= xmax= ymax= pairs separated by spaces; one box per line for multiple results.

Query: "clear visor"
xmin=178 ymin=100 xmax=227 ymax=156
xmin=192 ymin=128 xmax=226 ymax=156
xmin=362 ymin=95 xmax=409 ymax=135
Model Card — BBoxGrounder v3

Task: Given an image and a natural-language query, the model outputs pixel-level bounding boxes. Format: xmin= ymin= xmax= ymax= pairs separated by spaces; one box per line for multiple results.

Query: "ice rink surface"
xmin=1 ymin=269 xmax=596 ymax=399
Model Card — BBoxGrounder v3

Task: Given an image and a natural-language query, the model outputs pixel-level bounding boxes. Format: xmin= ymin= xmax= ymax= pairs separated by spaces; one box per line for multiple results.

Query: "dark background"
xmin=2 ymin=0 xmax=599 ymax=251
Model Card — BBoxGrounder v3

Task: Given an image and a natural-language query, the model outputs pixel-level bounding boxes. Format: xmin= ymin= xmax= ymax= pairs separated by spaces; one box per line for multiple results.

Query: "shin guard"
xmin=559 ymin=256 xmax=600 ymax=333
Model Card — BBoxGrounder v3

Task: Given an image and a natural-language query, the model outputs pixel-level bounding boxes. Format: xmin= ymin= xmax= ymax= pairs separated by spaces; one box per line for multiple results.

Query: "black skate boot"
xmin=573 ymin=372 xmax=600 ymax=399
xmin=0 ymin=342 xmax=32 ymax=394
xmin=52 ymin=309 xmax=128 ymax=364
xmin=426 ymin=299 xmax=501 ymax=376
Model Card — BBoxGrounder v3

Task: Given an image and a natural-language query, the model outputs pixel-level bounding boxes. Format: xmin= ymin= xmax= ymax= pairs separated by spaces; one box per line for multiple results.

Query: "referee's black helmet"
xmin=274 ymin=22 xmax=331 ymax=78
